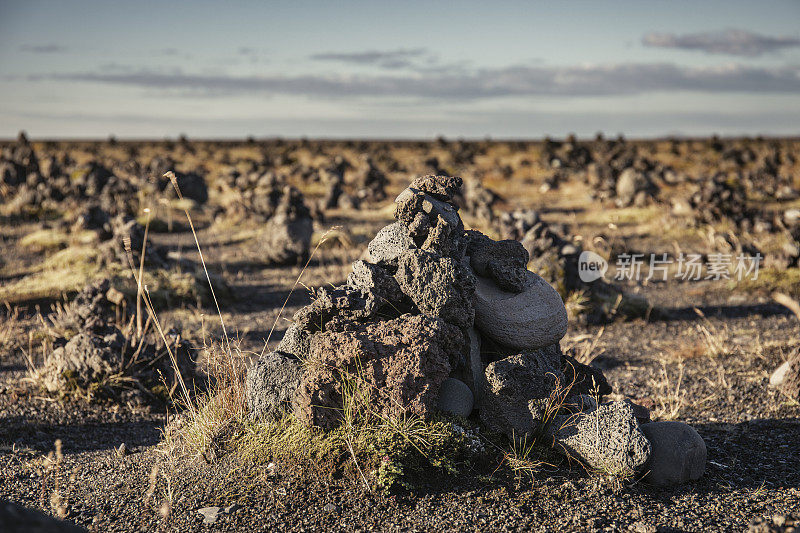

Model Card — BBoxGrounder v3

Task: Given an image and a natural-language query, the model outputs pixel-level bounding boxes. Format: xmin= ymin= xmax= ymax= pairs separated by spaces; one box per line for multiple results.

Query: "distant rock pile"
xmin=213 ymin=171 xmax=313 ymax=265
xmin=499 ymin=209 xmax=652 ymax=323
xmin=38 ymin=280 xmax=197 ymax=403
xmin=246 ymin=175 xmax=705 ymax=484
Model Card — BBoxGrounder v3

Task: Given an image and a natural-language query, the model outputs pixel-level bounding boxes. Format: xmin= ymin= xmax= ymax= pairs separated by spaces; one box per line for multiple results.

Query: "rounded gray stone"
xmin=473 ymin=270 xmax=567 ymax=351
xmin=436 ymin=378 xmax=474 ymax=418
xmin=641 ymin=421 xmax=706 ymax=486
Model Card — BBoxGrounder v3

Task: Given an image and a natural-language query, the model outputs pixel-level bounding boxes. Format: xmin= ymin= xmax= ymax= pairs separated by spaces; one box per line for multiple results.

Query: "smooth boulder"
xmin=473 ymin=270 xmax=567 ymax=351
xmin=436 ymin=377 xmax=474 ymax=418
xmin=641 ymin=421 xmax=706 ymax=486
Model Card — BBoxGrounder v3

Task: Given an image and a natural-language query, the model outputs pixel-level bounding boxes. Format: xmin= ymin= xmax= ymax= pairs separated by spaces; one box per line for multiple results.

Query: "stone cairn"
xmin=38 ymin=279 xmax=196 ymax=404
xmin=246 ymin=175 xmax=706 ymax=485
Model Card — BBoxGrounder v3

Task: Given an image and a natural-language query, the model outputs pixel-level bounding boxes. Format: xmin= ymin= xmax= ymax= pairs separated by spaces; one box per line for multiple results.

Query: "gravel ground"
xmin=1 ymin=142 xmax=799 ymax=531
xmin=1 ymin=267 xmax=798 ymax=532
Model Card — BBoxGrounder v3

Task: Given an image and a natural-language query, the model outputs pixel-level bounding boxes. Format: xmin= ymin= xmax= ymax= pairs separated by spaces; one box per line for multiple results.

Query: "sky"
xmin=1 ymin=0 xmax=799 ymax=139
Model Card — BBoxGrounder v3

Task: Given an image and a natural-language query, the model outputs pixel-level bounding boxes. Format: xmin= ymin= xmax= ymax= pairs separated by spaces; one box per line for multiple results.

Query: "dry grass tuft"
xmin=562 ymin=327 xmax=606 ymax=365
xmin=649 ymin=355 xmax=687 ymax=421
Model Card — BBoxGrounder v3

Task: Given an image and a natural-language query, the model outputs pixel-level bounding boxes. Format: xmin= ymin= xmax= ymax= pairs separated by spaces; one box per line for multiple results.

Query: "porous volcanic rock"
xmin=453 ymin=177 xmax=502 ymax=223
xmin=561 ymin=353 xmax=613 ymax=397
xmin=292 ymin=314 xmax=463 ymax=429
xmin=408 ymin=174 xmax=463 ymax=202
xmin=347 ymin=260 xmax=405 ymax=304
xmin=551 ymin=400 xmax=651 ymax=477
xmin=395 ymin=249 xmax=476 ymax=329
xmin=394 ymin=186 xmax=465 ymax=257
xmin=481 ymin=345 xmax=564 ymax=439
xmin=38 ymin=280 xmax=196 ymax=401
xmin=473 ymin=270 xmax=567 ymax=351
xmin=48 ymin=279 xmax=123 ymax=333
xmin=291 ymin=284 xmax=381 ymax=335
xmin=616 ymin=167 xmax=656 ymax=207
xmin=246 ymin=351 xmax=302 ymax=419
xmin=366 ymin=221 xmax=416 ymax=266
xmin=41 ymin=329 xmax=127 ymax=393
xmin=260 ymin=186 xmax=313 ymax=265
xmin=276 ymin=323 xmax=312 ymax=361
xmin=466 ymin=230 xmax=529 ymax=293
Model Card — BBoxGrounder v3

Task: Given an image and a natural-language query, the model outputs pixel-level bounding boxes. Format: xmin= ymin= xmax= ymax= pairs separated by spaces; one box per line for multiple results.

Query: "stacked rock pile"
xmin=39 ymin=280 xmax=197 ymax=403
xmin=499 ymin=209 xmax=652 ymax=323
xmin=246 ymin=175 xmax=706 ymax=485
xmin=212 ymin=170 xmax=314 ymax=265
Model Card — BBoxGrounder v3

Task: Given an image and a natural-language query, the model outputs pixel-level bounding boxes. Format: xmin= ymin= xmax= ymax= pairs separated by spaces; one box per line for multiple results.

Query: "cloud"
xmin=36 ymin=62 xmax=800 ymax=100
xmin=310 ymin=48 xmax=428 ymax=69
xmin=8 ymin=108 xmax=800 ymax=139
xmin=642 ymin=28 xmax=800 ymax=57
xmin=19 ymin=44 xmax=67 ymax=54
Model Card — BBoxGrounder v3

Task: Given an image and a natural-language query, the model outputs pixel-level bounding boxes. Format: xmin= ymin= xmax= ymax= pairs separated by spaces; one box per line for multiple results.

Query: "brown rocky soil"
xmin=1 ymin=137 xmax=799 ymax=532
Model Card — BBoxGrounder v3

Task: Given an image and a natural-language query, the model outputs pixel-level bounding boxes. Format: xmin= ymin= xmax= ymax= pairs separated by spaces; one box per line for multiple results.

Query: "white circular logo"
xmin=578 ymin=250 xmax=608 ymax=283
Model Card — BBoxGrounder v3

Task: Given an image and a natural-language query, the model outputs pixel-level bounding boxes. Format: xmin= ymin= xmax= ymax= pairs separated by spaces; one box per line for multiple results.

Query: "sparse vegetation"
xmin=1 ymin=136 xmax=798 ymax=531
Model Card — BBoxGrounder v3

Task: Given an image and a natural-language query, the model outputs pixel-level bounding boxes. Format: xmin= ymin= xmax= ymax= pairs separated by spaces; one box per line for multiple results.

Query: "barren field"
xmin=1 ymin=135 xmax=799 ymax=532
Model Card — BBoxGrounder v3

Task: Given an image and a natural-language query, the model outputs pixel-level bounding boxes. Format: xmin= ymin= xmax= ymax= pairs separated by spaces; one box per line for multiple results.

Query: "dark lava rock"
xmin=246 ymin=351 xmax=302 ymax=419
xmin=366 ymin=222 xmax=416 ymax=267
xmin=276 ymin=323 xmax=312 ymax=361
xmin=163 ymin=171 xmax=208 ymax=204
xmin=641 ymin=421 xmax=707 ymax=486
xmin=394 ymin=186 xmax=465 ymax=256
xmin=0 ymin=499 xmax=87 ymax=532
xmin=49 ymin=279 xmax=122 ymax=333
xmin=292 ymin=284 xmax=382 ymax=335
xmin=550 ymin=400 xmax=651 ymax=476
xmin=41 ymin=329 xmax=127 ymax=393
xmin=453 ymin=177 xmax=502 ymax=223
xmin=347 ymin=260 xmax=405 ymax=305
xmin=395 ymin=249 xmax=476 ymax=329
xmin=293 ymin=314 xmax=463 ymax=429
xmin=355 ymin=156 xmax=388 ymax=202
xmin=466 ymin=230 xmax=529 ymax=293
xmin=260 ymin=186 xmax=313 ymax=265
xmin=561 ymin=353 xmax=613 ymax=397
xmin=408 ymin=174 xmax=463 ymax=203
xmin=480 ymin=345 xmax=564 ymax=439
xmin=615 ymin=168 xmax=657 ymax=207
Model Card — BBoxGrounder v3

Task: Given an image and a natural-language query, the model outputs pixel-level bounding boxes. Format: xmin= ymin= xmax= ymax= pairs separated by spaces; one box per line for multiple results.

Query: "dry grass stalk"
xmin=260 ymin=225 xmax=340 ymax=358
xmin=650 ymin=356 xmax=687 ymax=420
xmin=563 ymin=327 xmax=606 ymax=365
xmin=136 ymin=207 xmax=151 ymax=340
